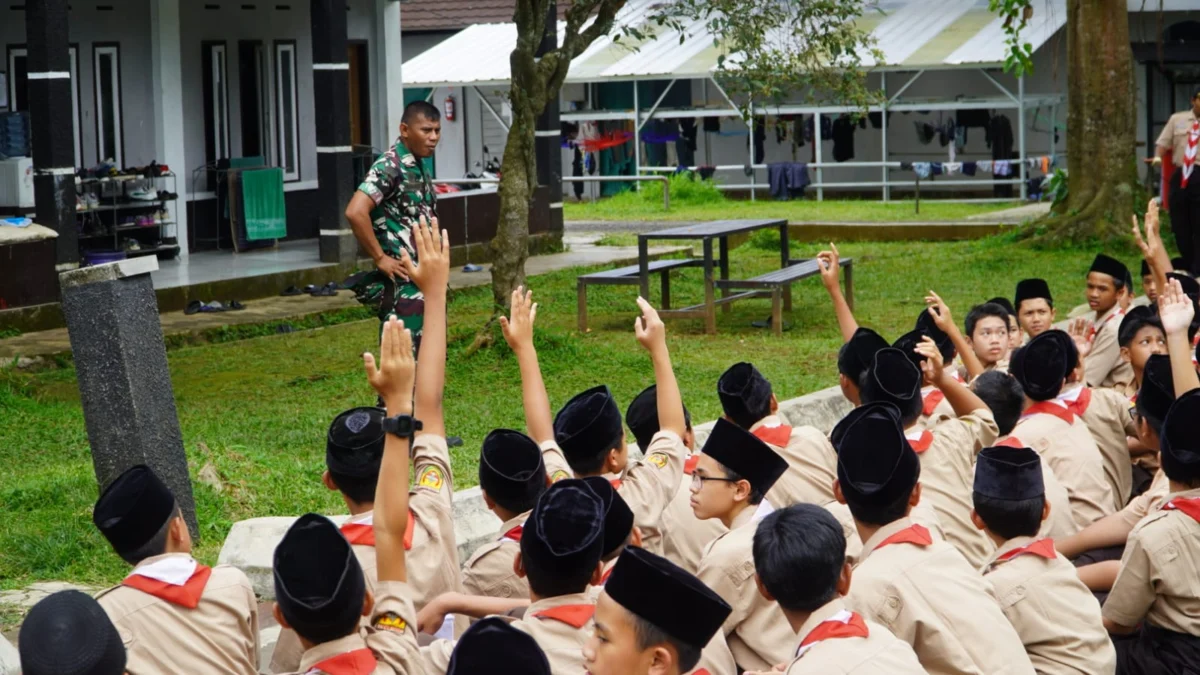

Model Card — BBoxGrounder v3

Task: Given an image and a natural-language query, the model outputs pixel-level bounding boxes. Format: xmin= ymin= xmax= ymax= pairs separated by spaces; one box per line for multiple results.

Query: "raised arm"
xmin=915 ymin=336 xmax=988 ymax=417
xmin=817 ymin=243 xmax=859 ymax=342
xmin=1133 ymin=199 xmax=1173 ymax=296
xmin=364 ymin=317 xmax=417 ymax=583
xmin=1158 ymin=278 xmax=1200 ymax=396
xmin=635 ymin=297 xmax=685 ymax=437
xmin=926 ymin=290 xmax=984 ymax=381
xmin=500 ymin=287 xmax=555 ymax=444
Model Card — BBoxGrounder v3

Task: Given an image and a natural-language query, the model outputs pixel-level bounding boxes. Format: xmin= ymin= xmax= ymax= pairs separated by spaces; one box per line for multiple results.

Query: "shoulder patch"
xmin=374 ymin=612 xmax=408 ymax=633
xmin=645 ymin=452 xmax=669 ymax=469
xmin=549 ymin=470 xmax=570 ymax=483
xmin=417 ymin=466 xmax=445 ymax=491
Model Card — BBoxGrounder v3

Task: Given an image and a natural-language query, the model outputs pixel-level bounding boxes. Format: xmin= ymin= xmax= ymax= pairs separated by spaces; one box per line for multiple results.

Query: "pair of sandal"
xmin=281 ymin=282 xmax=339 ymax=297
xmin=184 ymin=300 xmax=246 ymax=315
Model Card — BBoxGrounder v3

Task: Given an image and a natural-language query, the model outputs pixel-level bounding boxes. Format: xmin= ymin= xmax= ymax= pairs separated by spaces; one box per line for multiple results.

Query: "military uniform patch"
xmin=418 ymin=466 xmax=444 ymax=491
xmin=549 ymin=470 xmax=571 ymax=483
xmin=645 ymin=452 xmax=669 ymax=469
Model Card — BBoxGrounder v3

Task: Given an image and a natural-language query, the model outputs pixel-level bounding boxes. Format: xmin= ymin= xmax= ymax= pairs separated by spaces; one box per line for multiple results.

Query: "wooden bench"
xmin=577 ymin=258 xmax=703 ymax=331
xmin=712 ymin=257 xmax=853 ymax=335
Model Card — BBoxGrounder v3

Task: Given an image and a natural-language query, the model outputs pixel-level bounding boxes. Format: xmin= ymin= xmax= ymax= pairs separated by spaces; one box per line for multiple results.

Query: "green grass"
xmin=0 ymin=233 xmax=1111 ymax=590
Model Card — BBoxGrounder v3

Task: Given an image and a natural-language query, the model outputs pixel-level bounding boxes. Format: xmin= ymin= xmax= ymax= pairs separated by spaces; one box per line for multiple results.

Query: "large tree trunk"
xmin=1041 ymin=0 xmax=1139 ymax=241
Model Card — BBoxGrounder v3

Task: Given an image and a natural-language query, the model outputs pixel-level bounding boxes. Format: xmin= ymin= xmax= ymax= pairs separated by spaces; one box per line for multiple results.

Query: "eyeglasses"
xmin=690 ymin=473 xmax=738 ymax=490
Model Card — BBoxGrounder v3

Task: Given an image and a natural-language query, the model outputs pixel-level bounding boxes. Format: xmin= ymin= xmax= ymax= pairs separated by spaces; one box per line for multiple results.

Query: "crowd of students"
xmin=15 ymin=202 xmax=1200 ymax=675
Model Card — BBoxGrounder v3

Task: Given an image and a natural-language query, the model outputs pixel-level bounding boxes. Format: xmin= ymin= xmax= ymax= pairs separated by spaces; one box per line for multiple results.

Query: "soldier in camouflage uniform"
xmin=346 ymin=101 xmax=442 ymax=351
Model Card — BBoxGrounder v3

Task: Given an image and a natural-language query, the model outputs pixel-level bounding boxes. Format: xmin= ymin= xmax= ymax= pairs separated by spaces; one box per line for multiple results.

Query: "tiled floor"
xmin=151 ymin=240 xmax=332 ymax=290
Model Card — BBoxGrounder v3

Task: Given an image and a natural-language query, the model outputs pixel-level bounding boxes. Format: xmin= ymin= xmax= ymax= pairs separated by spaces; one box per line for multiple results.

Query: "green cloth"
xmin=239 ymin=168 xmax=287 ymax=241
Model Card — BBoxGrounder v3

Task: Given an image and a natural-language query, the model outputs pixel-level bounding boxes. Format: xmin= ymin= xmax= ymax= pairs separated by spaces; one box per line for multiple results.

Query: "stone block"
xmin=0 ymin=634 xmax=17 ymax=675
xmin=777 ymin=386 xmax=853 ymax=433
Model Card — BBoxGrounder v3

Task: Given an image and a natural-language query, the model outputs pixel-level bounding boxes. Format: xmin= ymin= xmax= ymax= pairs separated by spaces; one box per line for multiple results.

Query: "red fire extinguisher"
xmin=444 ymin=95 xmax=456 ymax=121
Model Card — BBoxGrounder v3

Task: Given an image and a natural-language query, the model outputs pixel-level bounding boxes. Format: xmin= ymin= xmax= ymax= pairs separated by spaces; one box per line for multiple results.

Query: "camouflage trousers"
xmin=349 ymin=270 xmax=425 ymax=355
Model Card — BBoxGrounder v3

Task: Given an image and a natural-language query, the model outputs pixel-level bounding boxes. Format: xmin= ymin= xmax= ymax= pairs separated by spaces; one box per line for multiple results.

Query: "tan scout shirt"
xmin=982 ymin=536 xmax=1117 ymax=675
xmin=696 ymin=504 xmax=796 ymax=672
xmin=282 ymin=580 xmax=425 ymax=675
xmin=95 ymin=555 xmax=259 ymax=675
xmin=1118 ymin=470 xmax=1170 ymax=530
xmin=460 ymin=512 xmax=529 ymax=600
xmin=845 ymin=518 xmax=1035 ymax=675
xmin=824 ymin=500 xmax=947 ymax=567
xmin=917 ymin=386 xmax=957 ymax=430
xmin=750 ymin=415 xmax=839 ymax=507
xmin=782 ymin=598 xmax=926 ymax=675
xmin=408 ymin=434 xmax=464 ymax=616
xmin=1013 ymin=405 xmax=1116 ymax=529
xmin=905 ymin=408 xmax=999 ymax=568
xmin=657 ymin=462 xmax=727 ymax=574
xmin=1085 ymin=306 xmax=1134 ymax=391
xmin=995 ymin=436 xmax=1081 ymax=541
xmin=1156 ymin=110 xmax=1200 ymax=166
xmin=1103 ymin=487 xmax=1200 ymax=635
xmin=1070 ymin=385 xmax=1137 ymax=509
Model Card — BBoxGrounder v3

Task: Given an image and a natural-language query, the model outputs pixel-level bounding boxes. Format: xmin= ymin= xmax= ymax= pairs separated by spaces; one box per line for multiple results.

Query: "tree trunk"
xmin=1040 ymin=0 xmax=1139 ymax=242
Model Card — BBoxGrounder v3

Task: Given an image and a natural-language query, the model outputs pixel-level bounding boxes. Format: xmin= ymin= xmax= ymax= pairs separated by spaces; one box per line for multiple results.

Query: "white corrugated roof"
xmin=402 ymin=0 xmax=1072 ymax=88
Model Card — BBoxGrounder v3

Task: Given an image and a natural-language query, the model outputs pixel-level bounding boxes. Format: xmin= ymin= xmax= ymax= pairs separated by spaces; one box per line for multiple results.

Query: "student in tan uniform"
xmin=19 ymin=590 xmax=127 ymax=675
xmin=836 ymin=327 xmax=890 ymax=405
xmin=1140 ymin=261 xmax=1160 ymax=307
xmin=1009 ymin=330 xmax=1117 ymax=526
xmin=691 ymin=418 xmax=791 ymax=671
xmin=585 ymin=546 xmax=733 ymax=675
xmin=92 ymin=465 xmax=259 ymax=675
xmin=857 ymin=343 xmax=999 ymax=567
xmin=582 ymin=476 xmax=638 ymax=583
xmin=1014 ymin=278 xmax=1056 ymax=340
xmin=964 ymin=302 xmax=1013 ymax=372
xmin=271 ymin=316 xmax=428 ymax=675
xmin=900 ymin=291 xmax=982 ymax=423
xmin=717 ymin=362 xmax=838 ymax=506
xmin=1118 ymin=306 xmax=1167 ymax=399
xmin=833 ymin=401 xmax=1035 ymax=675
xmin=459 ymin=428 xmax=546 ymax=600
xmin=972 ymin=446 xmax=1117 ymax=674
xmin=445 ymin=617 xmax=550 ymax=674
xmin=1082 ymin=254 xmax=1136 ymax=389
xmin=749 ymin=503 xmax=925 ymax=674
xmin=989 ymin=296 xmax=1024 ymax=357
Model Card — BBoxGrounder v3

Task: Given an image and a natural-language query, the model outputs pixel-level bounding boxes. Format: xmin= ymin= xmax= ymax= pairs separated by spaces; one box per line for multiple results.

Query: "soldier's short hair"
xmin=403 ymin=101 xmax=441 ymax=125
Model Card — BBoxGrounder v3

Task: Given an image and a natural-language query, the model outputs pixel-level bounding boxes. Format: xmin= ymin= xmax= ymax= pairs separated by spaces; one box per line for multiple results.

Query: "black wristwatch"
xmin=382 ymin=414 xmax=423 ymax=438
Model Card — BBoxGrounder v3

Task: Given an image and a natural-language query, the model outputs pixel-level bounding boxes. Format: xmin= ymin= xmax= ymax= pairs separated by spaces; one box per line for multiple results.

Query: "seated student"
xmin=19 ymin=590 xmax=127 ymax=675
xmin=895 ymin=329 xmax=956 ymax=424
xmin=586 ymin=547 xmax=734 ymax=675
xmin=972 ymin=446 xmax=1118 ymax=674
xmin=752 ymin=503 xmax=925 ymax=674
xmin=460 ymin=428 xmax=546 ymax=600
xmin=988 ymin=296 xmax=1024 ymax=359
xmin=1117 ymin=306 xmax=1167 ymax=400
xmin=272 ymin=316 xmax=428 ymax=675
xmin=836 ymin=327 xmax=890 ymax=406
xmin=92 ymin=465 xmax=259 ymax=675
xmin=1009 ymin=330 xmax=1118 ymax=527
xmin=1103 ymin=390 xmax=1200 ymax=674
xmin=717 ymin=362 xmax=838 ymax=506
xmin=1015 ymin=278 xmax=1057 ymax=340
xmin=1083 ymin=254 xmax=1136 ymax=389
xmin=857 ymin=344 xmax=999 ymax=567
xmin=582 ymin=476 xmax=638 ymax=584
xmin=971 ymin=370 xmax=1078 ymax=541
xmin=833 ymin=402 xmax=1035 ymax=675
xmin=446 ymin=617 xmax=550 ymax=675
xmin=965 ymin=301 xmax=1014 ymax=372
xmin=626 ymin=385 xmax=725 ymax=574
xmin=691 ymin=418 xmax=792 ymax=671
xmin=1137 ymin=260 xmax=1158 ymax=308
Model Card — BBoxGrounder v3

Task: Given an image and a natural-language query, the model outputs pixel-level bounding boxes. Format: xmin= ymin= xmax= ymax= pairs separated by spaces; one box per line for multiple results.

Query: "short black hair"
xmin=571 ymin=438 xmax=623 ymax=476
xmin=631 ymin=614 xmax=702 ymax=671
xmin=752 ymin=504 xmax=845 ymax=613
xmin=722 ymin=465 xmax=766 ymax=506
xmin=860 ymin=379 xmax=922 ymax=428
xmin=965 ymin=302 xmax=1012 ymax=338
xmin=327 ymin=470 xmax=377 ymax=505
xmin=971 ymin=370 xmax=1026 ymax=436
xmin=987 ymin=297 xmax=1017 ymax=318
xmin=844 ymin=481 xmax=916 ymax=527
xmin=1016 ymin=296 xmax=1054 ymax=312
xmin=402 ymin=101 xmax=441 ymax=125
xmin=521 ymin=544 xmax=596 ymax=600
xmin=119 ymin=506 xmax=180 ymax=566
xmin=1119 ymin=314 xmax=1164 ymax=348
xmin=1135 ymin=397 xmax=1167 ymax=438
xmin=972 ymin=492 xmax=1044 ymax=540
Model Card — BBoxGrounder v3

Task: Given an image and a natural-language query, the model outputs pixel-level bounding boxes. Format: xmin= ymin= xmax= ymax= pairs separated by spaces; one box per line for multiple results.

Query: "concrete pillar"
xmin=25 ymin=0 xmax=79 ymax=270
xmin=534 ymin=1 xmax=564 ymax=233
xmin=60 ymin=257 xmax=198 ymax=535
xmin=374 ymin=0 xmax=404 ymax=147
xmin=150 ymin=0 xmax=189 ymax=256
xmin=311 ymin=0 xmax=357 ymax=264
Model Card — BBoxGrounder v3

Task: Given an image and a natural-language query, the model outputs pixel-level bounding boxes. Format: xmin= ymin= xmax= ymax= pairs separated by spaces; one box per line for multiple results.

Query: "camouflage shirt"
xmin=351 ymin=139 xmax=437 ymax=331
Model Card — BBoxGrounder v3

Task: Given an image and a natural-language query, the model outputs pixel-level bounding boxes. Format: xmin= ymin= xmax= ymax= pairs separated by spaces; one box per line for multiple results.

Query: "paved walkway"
xmin=0 ymin=234 xmax=688 ymax=362
xmin=965 ymin=202 xmax=1050 ymax=223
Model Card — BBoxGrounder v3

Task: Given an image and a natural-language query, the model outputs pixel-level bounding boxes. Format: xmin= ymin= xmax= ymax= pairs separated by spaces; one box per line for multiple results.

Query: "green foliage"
xmin=988 ymin=0 xmax=1036 ymax=75
xmin=1046 ymin=168 xmax=1069 ymax=208
xmin=0 ymin=327 xmax=20 ymax=339
xmin=565 ymin=197 xmax=1020 ymax=223
xmin=647 ymin=173 xmax=726 ymax=206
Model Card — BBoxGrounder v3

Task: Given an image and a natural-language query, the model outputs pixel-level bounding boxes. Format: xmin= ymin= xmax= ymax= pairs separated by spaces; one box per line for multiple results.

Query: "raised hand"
xmin=1158 ymin=277 xmax=1196 ymax=337
xmin=1067 ymin=317 xmax=1094 ymax=358
xmin=634 ymin=296 xmax=666 ymax=351
xmin=499 ymin=286 xmax=538 ymax=351
xmin=924 ymin=290 xmax=955 ymax=332
xmin=364 ymin=317 xmax=416 ymax=407
xmin=399 ymin=215 xmax=450 ymax=293
xmin=816 ymin=242 xmax=841 ymax=291
xmin=914 ymin=335 xmax=945 ymax=386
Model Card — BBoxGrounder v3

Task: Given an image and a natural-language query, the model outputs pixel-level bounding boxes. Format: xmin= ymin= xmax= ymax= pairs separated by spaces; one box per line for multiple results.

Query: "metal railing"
xmin=433 ymin=175 xmax=671 ymax=210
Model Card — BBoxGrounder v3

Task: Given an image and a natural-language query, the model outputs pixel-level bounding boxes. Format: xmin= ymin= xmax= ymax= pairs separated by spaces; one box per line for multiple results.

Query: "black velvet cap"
xmin=831 ymin=402 xmax=920 ymax=509
xmin=1090 ymin=254 xmax=1130 ymax=284
xmin=700 ymin=418 xmax=788 ymax=495
xmin=989 ymin=297 xmax=1016 ymax=317
xmin=718 ymin=362 xmax=773 ymax=429
xmin=326 ymin=407 xmax=385 ymax=478
xmin=1167 ymin=272 xmax=1200 ymax=300
xmin=605 ymin=547 xmax=732 ymax=651
xmin=862 ymin=348 xmax=922 ymax=409
xmin=1141 ymin=259 xmax=1152 ymax=278
xmin=837 ymin=327 xmax=890 ymax=381
xmin=93 ymin=464 xmax=177 ymax=555
xmin=914 ymin=309 xmax=955 ymax=361
xmin=892 ymin=330 xmax=929 ymax=369
xmin=446 ymin=617 xmax=550 ymax=675
xmin=974 ymin=446 xmax=1044 ymax=500
xmin=1171 ymin=257 xmax=1189 ymax=273
xmin=1161 ymin=389 xmax=1200 ymax=483
xmin=18 ymin=590 xmax=127 ymax=675
xmin=273 ymin=513 xmax=366 ymax=644
xmin=1137 ymin=355 xmax=1175 ymax=425
xmin=1044 ymin=328 xmax=1080 ymax=375
xmin=478 ymin=429 xmax=545 ymax=510
xmin=582 ymin=476 xmax=635 ymax=557
xmin=625 ymin=385 xmax=692 ymax=451
xmin=554 ymin=385 xmax=624 ymax=465
xmin=521 ymin=479 xmax=605 ymax=572
xmin=1118 ymin=306 xmax=1161 ymax=347
xmin=1009 ymin=331 xmax=1069 ymax=401
xmin=1014 ymin=278 xmax=1053 ymax=309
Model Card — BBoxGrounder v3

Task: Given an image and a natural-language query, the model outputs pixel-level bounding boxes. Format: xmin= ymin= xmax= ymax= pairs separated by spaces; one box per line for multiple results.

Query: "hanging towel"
xmin=944 ymin=162 xmax=962 ymax=176
xmin=994 ymin=160 xmax=1012 ymax=177
xmin=768 ymin=163 xmax=791 ymax=200
xmin=915 ymin=122 xmax=937 ymax=145
xmin=976 ymin=160 xmax=993 ymax=173
xmin=788 ymin=162 xmax=811 ymax=195
xmin=912 ymin=162 xmax=932 ymax=179
xmin=1040 ymin=156 xmax=1050 ymax=174
xmin=931 ymin=162 xmax=944 ymax=176
xmin=963 ymin=162 xmax=977 ymax=176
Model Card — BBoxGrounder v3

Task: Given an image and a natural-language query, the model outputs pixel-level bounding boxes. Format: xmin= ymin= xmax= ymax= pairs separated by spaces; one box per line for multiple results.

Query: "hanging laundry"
xmin=577 ymin=131 xmax=634 ymax=153
xmin=788 ymin=163 xmax=810 ymax=195
xmin=900 ymin=161 xmax=913 ymax=171
xmin=956 ymin=109 xmax=991 ymax=129
xmin=767 ymin=162 xmax=810 ymax=200
xmin=976 ymin=160 xmax=993 ymax=173
xmin=995 ymin=160 xmax=1012 ymax=177
xmin=805 ymin=116 xmax=832 ymax=142
xmin=938 ymin=118 xmax=957 ymax=147
xmin=748 ymin=122 xmax=766 ymax=162
xmin=676 ymin=119 xmax=698 ymax=168
xmin=832 ymin=115 xmax=857 ymax=162
xmin=703 ymin=117 xmax=721 ymax=133
xmin=869 ymin=111 xmax=884 ymax=129
xmin=955 ymin=126 xmax=967 ymax=149
xmin=794 ymin=117 xmax=805 ymax=147
xmin=915 ymin=121 xmax=937 ymax=145
xmin=912 ymin=162 xmax=932 ymax=179
xmin=944 ymin=162 xmax=962 ymax=176
xmin=775 ymin=118 xmax=787 ymax=144
xmin=698 ymin=166 xmax=716 ymax=180
xmin=931 ymin=162 xmax=944 ymax=176
xmin=1040 ymin=156 xmax=1050 ymax=174
xmin=963 ymin=162 xmax=977 ymax=176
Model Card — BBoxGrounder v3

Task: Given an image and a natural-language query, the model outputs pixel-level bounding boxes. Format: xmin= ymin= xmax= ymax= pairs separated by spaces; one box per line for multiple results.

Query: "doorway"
xmin=238 ymin=40 xmax=272 ymax=162
xmin=347 ymin=41 xmax=371 ymax=147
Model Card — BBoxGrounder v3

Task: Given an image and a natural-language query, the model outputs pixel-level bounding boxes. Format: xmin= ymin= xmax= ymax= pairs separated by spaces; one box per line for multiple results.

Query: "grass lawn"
xmin=0 ymin=232 xmax=1122 ymax=590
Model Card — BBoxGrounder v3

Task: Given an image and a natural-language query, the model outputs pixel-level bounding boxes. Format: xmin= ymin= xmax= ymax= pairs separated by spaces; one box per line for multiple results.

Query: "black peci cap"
xmin=1090 ymin=254 xmax=1130 ymax=285
xmin=273 ymin=514 xmax=367 ymax=645
xmin=605 ymin=547 xmax=732 ymax=651
xmin=974 ymin=446 xmax=1044 ymax=500
xmin=554 ymin=386 xmax=624 ymax=466
xmin=625 ymin=385 xmax=692 ymax=452
xmin=915 ymin=309 xmax=955 ymax=361
xmin=1160 ymin=389 xmax=1200 ymax=483
xmin=478 ymin=429 xmax=546 ymax=512
xmin=862 ymin=348 xmax=922 ymax=410
xmin=18 ymin=590 xmax=127 ymax=675
xmin=1136 ymin=355 xmax=1175 ymax=426
xmin=831 ymin=402 xmax=920 ymax=510
xmin=717 ymin=362 xmax=773 ymax=429
xmin=446 ymin=617 xmax=551 ymax=675
xmin=1014 ymin=278 xmax=1053 ymax=309
xmin=700 ymin=418 xmax=788 ymax=495
xmin=520 ymin=479 xmax=605 ymax=573
xmin=326 ymin=407 xmax=385 ymax=478
xmin=581 ymin=476 xmax=635 ymax=558
xmin=1009 ymin=331 xmax=1069 ymax=401
xmin=837 ymin=327 xmax=890 ymax=382
xmin=93 ymin=465 xmax=177 ymax=556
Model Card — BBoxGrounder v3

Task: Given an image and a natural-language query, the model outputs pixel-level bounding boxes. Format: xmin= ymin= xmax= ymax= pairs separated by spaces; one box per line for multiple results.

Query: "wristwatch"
xmin=381 ymin=414 xmax=423 ymax=438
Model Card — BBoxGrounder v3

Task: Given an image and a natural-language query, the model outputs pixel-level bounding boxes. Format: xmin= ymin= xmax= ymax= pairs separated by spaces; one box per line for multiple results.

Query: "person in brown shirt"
xmin=1152 ymin=92 xmax=1200 ymax=276
xmin=19 ymin=590 xmax=127 ymax=675
xmin=749 ymin=503 xmax=925 ymax=675
xmin=835 ymin=326 xmax=891 ymax=406
xmin=445 ymin=617 xmax=550 ymax=674
xmin=1014 ymin=278 xmax=1057 ymax=340
xmin=972 ymin=446 xmax=1117 ymax=674
xmin=92 ymin=464 xmax=259 ymax=675
xmin=833 ymin=401 xmax=1035 ymax=675
xmin=1118 ymin=307 xmax=1168 ymax=399
xmin=1082 ymin=254 xmax=1136 ymax=390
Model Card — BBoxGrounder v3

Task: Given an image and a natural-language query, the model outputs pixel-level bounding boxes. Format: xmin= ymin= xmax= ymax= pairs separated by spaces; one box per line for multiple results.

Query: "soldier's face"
xmin=401 ymin=115 xmax=442 ymax=158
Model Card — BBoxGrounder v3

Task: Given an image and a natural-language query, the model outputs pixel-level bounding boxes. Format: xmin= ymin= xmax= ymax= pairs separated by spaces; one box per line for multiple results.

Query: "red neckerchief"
xmin=1161 ymin=497 xmax=1200 ymax=523
xmin=795 ymin=610 xmax=869 ymax=658
xmin=997 ymin=538 xmax=1057 ymax=562
xmin=876 ymin=524 xmax=932 ymax=550
xmin=684 ymin=455 xmax=700 ymax=475
xmin=600 ymin=565 xmax=614 ymax=585
xmin=308 ymin=648 xmax=378 ymax=675
xmin=905 ymin=429 xmax=934 ymax=454
xmin=501 ymin=525 xmax=523 ymax=542
xmin=531 ymin=604 xmax=595 ymax=628
xmin=1184 ymin=120 xmax=1200 ymax=187
xmin=922 ymin=390 xmax=946 ymax=416
xmin=341 ymin=510 xmax=415 ymax=548
xmin=995 ymin=437 xmax=1024 ymax=448
xmin=122 ymin=564 xmax=213 ymax=609
xmin=752 ymin=424 xmax=793 ymax=447
xmin=1023 ymin=401 xmax=1074 ymax=425
xmin=1059 ymin=387 xmax=1092 ymax=417
xmin=610 ymin=478 xmax=623 ymax=490
xmin=1088 ymin=307 xmax=1126 ymax=342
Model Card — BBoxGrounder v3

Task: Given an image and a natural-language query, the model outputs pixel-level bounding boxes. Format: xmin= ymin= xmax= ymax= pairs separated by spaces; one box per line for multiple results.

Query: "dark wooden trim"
xmin=273 ymin=39 xmax=300 ymax=182
xmin=91 ymin=41 xmax=124 ymax=166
